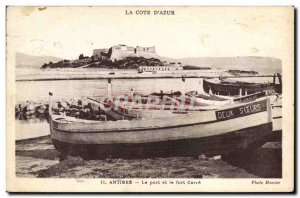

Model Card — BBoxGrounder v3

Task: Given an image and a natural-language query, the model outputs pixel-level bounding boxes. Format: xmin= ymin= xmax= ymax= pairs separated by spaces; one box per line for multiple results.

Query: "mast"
xmin=277 ymin=73 xmax=282 ymax=86
xmin=107 ymin=78 xmax=112 ymax=97
xmin=267 ymin=97 xmax=272 ymax=123
xmin=48 ymin=92 xmax=53 ymax=116
xmin=181 ymin=75 xmax=186 ymax=95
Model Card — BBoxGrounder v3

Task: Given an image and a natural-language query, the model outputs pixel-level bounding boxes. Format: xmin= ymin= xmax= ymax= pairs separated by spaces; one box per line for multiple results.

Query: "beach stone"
xmin=91 ymin=103 xmax=100 ymax=111
xmin=202 ymin=173 xmax=219 ymax=178
xmin=52 ymin=103 xmax=59 ymax=109
xmin=78 ymin=100 xmax=83 ymax=106
xmin=37 ymin=105 xmax=47 ymax=114
xmin=19 ymin=103 xmax=27 ymax=109
xmin=82 ymin=99 xmax=88 ymax=106
xmin=69 ymin=99 xmax=78 ymax=107
xmin=208 ymin=155 xmax=222 ymax=161
xmin=26 ymin=103 xmax=35 ymax=111
xmin=198 ymin=154 xmax=207 ymax=160
xmin=15 ymin=105 xmax=22 ymax=113
xmin=61 ymin=156 xmax=85 ymax=166
xmin=83 ymin=108 xmax=90 ymax=113
xmin=60 ymin=101 xmax=70 ymax=109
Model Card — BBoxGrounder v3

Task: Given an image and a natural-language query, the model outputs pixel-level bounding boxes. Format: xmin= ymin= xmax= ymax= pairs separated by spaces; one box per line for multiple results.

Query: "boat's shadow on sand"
xmin=15 ymin=136 xmax=282 ymax=178
xmin=222 ymin=147 xmax=282 ymax=178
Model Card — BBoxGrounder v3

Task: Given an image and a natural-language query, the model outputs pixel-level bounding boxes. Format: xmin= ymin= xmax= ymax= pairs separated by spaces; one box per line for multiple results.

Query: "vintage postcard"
xmin=6 ymin=6 xmax=294 ymax=192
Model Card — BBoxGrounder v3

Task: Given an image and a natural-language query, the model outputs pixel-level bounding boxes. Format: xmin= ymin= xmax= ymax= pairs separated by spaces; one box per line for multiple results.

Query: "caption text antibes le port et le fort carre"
xmin=86 ymin=179 xmax=281 ymax=186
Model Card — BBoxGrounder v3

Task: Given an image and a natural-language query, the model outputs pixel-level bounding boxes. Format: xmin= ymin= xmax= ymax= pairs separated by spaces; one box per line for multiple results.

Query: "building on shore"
xmin=137 ymin=65 xmax=183 ymax=73
xmin=92 ymin=44 xmax=160 ymax=61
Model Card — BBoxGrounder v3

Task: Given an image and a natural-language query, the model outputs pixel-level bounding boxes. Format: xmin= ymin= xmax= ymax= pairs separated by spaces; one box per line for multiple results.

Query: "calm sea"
xmin=16 ymin=77 xmax=274 ymax=103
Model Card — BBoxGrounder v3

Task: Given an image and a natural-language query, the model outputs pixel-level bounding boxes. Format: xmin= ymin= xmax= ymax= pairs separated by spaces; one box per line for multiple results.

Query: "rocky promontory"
xmin=41 ymin=56 xmax=165 ymax=70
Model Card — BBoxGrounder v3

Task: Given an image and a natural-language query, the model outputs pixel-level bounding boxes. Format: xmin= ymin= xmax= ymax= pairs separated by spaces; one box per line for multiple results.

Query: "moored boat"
xmin=49 ymin=92 xmax=273 ymax=159
xmin=203 ymin=73 xmax=282 ymax=96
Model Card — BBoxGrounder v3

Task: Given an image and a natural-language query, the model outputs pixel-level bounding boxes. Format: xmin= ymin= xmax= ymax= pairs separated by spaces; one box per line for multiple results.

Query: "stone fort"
xmin=92 ymin=44 xmax=160 ymax=60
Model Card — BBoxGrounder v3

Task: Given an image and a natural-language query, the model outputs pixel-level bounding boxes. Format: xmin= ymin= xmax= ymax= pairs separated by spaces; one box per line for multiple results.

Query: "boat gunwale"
xmin=51 ymin=117 xmax=220 ymax=133
xmin=51 ymin=115 xmax=272 ymax=134
xmin=51 ymin=98 xmax=270 ymax=133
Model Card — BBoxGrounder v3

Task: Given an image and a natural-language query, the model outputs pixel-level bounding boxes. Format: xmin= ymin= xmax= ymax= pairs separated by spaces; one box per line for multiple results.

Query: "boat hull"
xmin=203 ymin=79 xmax=276 ymax=96
xmin=51 ymin=123 xmax=273 ymax=159
xmin=50 ymin=98 xmax=273 ymax=159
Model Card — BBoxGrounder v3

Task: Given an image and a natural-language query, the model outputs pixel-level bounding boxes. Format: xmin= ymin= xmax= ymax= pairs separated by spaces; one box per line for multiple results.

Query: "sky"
xmin=7 ymin=6 xmax=293 ymax=60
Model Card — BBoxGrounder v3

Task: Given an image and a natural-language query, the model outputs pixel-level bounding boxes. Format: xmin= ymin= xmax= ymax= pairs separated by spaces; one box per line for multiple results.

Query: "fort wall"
xmin=93 ymin=45 xmax=160 ymax=61
xmin=92 ymin=48 xmax=109 ymax=57
xmin=110 ymin=45 xmax=135 ymax=60
xmin=134 ymin=46 xmax=159 ymax=59
xmin=136 ymin=46 xmax=156 ymax=53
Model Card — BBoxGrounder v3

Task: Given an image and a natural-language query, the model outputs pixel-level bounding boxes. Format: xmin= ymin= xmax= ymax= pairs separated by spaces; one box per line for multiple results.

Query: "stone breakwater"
xmin=15 ymin=99 xmax=108 ymax=121
xmin=15 ymin=101 xmax=49 ymax=120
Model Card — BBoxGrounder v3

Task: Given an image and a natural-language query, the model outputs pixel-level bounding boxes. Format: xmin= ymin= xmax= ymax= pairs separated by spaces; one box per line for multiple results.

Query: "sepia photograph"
xmin=6 ymin=6 xmax=294 ymax=192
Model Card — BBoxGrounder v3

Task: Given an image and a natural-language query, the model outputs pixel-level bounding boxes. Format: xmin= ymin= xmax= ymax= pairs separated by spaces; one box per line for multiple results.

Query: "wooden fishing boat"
xmin=203 ymin=78 xmax=276 ymax=96
xmin=49 ymin=92 xmax=273 ymax=159
xmin=203 ymin=73 xmax=282 ymax=96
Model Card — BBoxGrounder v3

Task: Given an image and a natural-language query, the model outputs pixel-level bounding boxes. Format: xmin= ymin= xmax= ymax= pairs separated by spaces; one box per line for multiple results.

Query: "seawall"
xmin=16 ymin=69 xmax=273 ymax=82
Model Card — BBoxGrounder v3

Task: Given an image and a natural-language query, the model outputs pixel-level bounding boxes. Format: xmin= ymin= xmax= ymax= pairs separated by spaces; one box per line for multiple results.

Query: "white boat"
xmin=49 ymin=93 xmax=273 ymax=159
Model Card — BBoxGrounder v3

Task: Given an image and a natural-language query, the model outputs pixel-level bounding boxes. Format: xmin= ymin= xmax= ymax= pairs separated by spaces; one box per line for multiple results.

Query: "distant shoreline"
xmin=16 ymin=74 xmax=274 ymax=82
xmin=15 ymin=67 xmax=277 ymax=82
